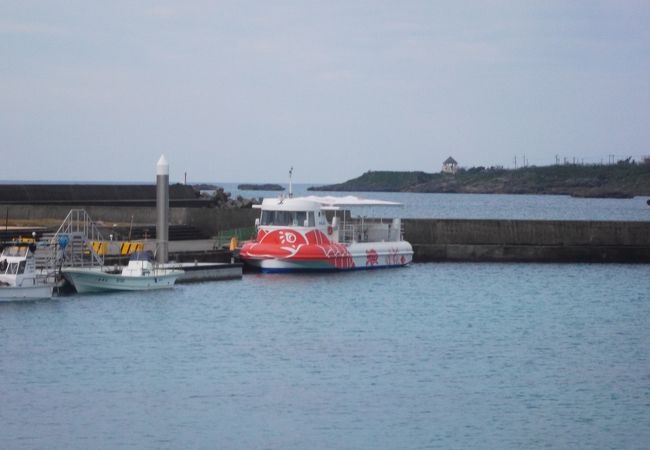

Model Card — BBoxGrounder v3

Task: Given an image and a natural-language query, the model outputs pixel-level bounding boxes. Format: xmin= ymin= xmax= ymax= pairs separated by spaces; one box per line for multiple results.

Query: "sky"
xmin=1 ymin=1 xmax=649 ymax=184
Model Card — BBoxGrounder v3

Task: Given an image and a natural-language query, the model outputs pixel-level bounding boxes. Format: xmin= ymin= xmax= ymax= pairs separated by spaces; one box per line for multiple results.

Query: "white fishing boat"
xmin=62 ymin=251 xmax=184 ymax=293
xmin=0 ymin=244 xmax=55 ymax=301
xmin=239 ymin=195 xmax=413 ymax=272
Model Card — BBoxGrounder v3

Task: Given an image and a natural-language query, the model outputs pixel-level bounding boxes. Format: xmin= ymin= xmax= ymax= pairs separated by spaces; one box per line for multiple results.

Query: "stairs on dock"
xmin=46 ymin=209 xmax=105 ymax=268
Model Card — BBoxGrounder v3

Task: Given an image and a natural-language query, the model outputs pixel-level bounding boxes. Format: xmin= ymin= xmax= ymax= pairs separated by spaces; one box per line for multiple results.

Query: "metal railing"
xmin=337 ymin=217 xmax=404 ymax=244
xmin=49 ymin=209 xmax=105 ymax=267
xmin=214 ymin=226 xmax=257 ymax=248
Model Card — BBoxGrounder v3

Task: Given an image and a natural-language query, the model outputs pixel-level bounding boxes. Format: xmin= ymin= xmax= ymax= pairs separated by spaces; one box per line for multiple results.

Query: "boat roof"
xmin=300 ymin=195 xmax=402 ymax=207
xmin=0 ymin=245 xmax=31 ymax=258
xmin=254 ymin=195 xmax=401 ymax=211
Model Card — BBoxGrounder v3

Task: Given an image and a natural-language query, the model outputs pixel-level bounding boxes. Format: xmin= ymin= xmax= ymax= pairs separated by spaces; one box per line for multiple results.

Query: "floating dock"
xmin=163 ymin=262 xmax=242 ymax=283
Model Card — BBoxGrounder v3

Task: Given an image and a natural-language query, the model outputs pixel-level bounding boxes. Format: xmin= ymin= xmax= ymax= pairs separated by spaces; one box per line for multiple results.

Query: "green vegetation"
xmin=308 ymin=171 xmax=432 ymax=192
xmin=215 ymin=226 xmax=257 ymax=248
xmin=309 ymin=162 xmax=650 ymax=198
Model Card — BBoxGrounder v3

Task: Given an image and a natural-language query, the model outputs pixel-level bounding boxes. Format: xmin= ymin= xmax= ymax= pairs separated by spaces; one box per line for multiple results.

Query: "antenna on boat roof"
xmin=288 ymin=166 xmax=294 ymax=198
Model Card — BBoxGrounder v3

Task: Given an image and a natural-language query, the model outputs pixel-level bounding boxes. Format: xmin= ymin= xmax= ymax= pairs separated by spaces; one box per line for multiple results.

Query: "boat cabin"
xmin=122 ymin=250 xmax=157 ymax=276
xmin=0 ymin=245 xmax=38 ymax=287
xmin=253 ymin=196 xmax=404 ymax=244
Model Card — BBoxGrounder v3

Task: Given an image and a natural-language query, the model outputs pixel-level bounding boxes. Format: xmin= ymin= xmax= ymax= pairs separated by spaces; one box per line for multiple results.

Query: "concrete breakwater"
xmin=404 ymin=219 xmax=650 ymax=263
xmin=0 ymin=183 xmax=212 ymax=207
xmin=2 ymin=204 xmax=649 ymax=263
xmin=0 ymin=204 xmax=258 ymax=234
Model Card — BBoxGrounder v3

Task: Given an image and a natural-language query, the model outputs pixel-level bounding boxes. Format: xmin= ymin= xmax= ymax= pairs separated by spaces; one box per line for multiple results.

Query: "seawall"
xmin=404 ymin=219 xmax=650 ymax=263
xmin=0 ymin=184 xmax=214 ymax=207
xmin=0 ymin=204 xmax=258 ymax=235
xmin=2 ymin=204 xmax=649 ymax=263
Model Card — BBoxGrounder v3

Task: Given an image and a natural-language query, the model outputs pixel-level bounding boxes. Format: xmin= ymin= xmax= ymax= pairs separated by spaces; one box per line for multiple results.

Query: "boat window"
xmin=130 ymin=251 xmax=154 ymax=262
xmin=307 ymin=212 xmax=315 ymax=227
xmin=18 ymin=261 xmax=26 ymax=274
xmin=7 ymin=262 xmax=19 ymax=275
xmin=293 ymin=211 xmax=306 ymax=226
xmin=260 ymin=210 xmax=273 ymax=225
xmin=260 ymin=210 xmax=290 ymax=226
xmin=4 ymin=246 xmax=26 ymax=257
xmin=260 ymin=210 xmax=312 ymax=226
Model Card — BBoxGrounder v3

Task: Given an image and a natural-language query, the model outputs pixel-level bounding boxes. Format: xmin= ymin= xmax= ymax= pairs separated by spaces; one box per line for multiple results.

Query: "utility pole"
xmin=288 ymin=166 xmax=294 ymax=198
xmin=555 ymin=154 xmax=560 ymax=165
xmin=514 ymin=155 xmax=517 ymax=169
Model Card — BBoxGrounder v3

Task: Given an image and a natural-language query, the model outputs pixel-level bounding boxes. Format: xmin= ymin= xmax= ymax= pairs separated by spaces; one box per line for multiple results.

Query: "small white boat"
xmin=62 ymin=251 xmax=184 ymax=293
xmin=0 ymin=244 xmax=54 ymax=301
xmin=239 ymin=195 xmax=413 ymax=272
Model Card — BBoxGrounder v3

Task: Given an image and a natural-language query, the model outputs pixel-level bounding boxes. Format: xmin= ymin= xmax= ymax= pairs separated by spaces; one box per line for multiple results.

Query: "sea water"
xmin=221 ymin=183 xmax=650 ymax=221
xmin=1 ymin=263 xmax=649 ymax=449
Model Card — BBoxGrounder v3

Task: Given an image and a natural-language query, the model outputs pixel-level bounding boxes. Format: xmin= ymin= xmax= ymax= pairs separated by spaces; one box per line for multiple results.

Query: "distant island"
xmin=238 ymin=183 xmax=285 ymax=191
xmin=193 ymin=183 xmax=219 ymax=191
xmin=309 ymin=162 xmax=650 ymax=198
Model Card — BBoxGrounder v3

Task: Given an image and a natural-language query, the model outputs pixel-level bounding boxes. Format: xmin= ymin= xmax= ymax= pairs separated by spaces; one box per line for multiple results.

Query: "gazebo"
xmin=442 ymin=156 xmax=458 ymax=174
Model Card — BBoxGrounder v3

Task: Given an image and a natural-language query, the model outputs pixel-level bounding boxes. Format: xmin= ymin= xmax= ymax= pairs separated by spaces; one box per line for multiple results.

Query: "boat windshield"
xmin=4 ymin=262 xmax=24 ymax=275
xmin=261 ymin=210 xmax=315 ymax=227
xmin=130 ymin=251 xmax=155 ymax=262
